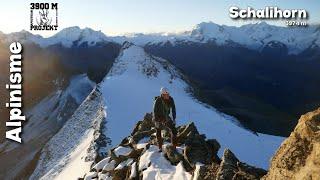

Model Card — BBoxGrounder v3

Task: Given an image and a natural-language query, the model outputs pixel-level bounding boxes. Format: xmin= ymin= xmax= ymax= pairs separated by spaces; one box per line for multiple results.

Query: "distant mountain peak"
xmin=48 ymin=26 xmax=108 ymax=47
xmin=53 ymin=26 xmax=105 ymax=37
xmin=191 ymin=21 xmax=229 ymax=43
xmin=121 ymin=41 xmax=135 ymax=49
xmin=53 ymin=26 xmax=81 ymax=35
xmin=196 ymin=21 xmax=221 ymax=28
xmin=256 ymin=21 xmax=269 ymax=26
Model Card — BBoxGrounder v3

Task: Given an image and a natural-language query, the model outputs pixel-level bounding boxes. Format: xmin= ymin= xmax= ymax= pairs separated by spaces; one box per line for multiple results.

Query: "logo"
xmin=30 ymin=3 xmax=58 ymax=31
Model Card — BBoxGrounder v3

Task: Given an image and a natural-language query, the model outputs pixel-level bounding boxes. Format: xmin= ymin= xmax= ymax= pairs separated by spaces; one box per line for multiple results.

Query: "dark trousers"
xmin=155 ymin=118 xmax=177 ymax=148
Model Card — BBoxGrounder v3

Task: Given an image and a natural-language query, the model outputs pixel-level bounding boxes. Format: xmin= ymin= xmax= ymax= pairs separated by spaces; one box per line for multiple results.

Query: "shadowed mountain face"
xmin=0 ymin=40 xmax=120 ymax=179
xmin=0 ymin=41 xmax=119 ymax=130
xmin=0 ymin=42 xmax=73 ymax=143
xmin=145 ymin=41 xmax=320 ymax=136
xmin=0 ymin=41 xmax=120 ymax=140
xmin=46 ymin=42 xmax=121 ymax=83
xmin=0 ymin=41 xmax=79 ymax=178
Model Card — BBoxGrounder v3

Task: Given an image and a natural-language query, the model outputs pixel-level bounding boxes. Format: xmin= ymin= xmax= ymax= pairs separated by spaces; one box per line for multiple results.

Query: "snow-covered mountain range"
xmin=1 ymin=22 xmax=319 ymax=54
xmin=188 ymin=22 xmax=320 ymax=54
xmin=116 ymin=22 xmax=320 ymax=54
xmin=1 ymin=27 xmax=110 ymax=47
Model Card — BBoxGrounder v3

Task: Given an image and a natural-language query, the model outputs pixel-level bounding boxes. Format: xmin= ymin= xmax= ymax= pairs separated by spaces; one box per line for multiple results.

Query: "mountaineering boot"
xmin=156 ymin=128 xmax=163 ymax=152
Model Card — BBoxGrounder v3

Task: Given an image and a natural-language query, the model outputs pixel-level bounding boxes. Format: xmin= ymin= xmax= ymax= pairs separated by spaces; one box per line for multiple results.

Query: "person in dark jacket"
xmin=153 ymin=87 xmax=177 ymax=151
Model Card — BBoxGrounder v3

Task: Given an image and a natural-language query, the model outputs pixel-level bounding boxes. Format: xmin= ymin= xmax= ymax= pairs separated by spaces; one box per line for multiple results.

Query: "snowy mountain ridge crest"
xmin=108 ymin=42 xmax=182 ymax=81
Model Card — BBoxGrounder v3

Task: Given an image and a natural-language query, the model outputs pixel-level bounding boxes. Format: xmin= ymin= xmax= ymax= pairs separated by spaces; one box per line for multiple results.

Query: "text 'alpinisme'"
xmin=6 ymin=42 xmax=25 ymax=143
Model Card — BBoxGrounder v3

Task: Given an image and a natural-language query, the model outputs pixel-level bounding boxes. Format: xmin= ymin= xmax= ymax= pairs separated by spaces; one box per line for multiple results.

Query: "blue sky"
xmin=0 ymin=0 xmax=319 ymax=37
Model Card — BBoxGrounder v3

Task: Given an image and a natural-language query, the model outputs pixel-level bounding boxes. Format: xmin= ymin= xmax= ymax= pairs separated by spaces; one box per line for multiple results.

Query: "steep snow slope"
xmin=100 ymin=42 xmax=284 ymax=169
xmin=30 ymin=88 xmax=107 ymax=180
xmin=0 ymin=74 xmax=95 ymax=179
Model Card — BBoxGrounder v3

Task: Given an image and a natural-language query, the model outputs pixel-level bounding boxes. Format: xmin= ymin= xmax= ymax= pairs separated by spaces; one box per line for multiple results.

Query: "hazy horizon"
xmin=1 ymin=21 xmax=320 ymax=38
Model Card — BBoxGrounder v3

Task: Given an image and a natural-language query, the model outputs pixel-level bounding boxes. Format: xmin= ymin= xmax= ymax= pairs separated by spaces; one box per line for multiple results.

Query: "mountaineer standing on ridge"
xmin=153 ymin=87 xmax=177 ymax=152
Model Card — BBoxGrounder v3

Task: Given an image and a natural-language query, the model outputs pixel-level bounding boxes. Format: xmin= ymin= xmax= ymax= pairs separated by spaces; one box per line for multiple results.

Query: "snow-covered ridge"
xmin=1 ymin=22 xmax=319 ymax=53
xmin=108 ymin=42 xmax=181 ymax=80
xmin=99 ymin=43 xmax=284 ymax=170
xmin=81 ymin=114 xmax=269 ymax=180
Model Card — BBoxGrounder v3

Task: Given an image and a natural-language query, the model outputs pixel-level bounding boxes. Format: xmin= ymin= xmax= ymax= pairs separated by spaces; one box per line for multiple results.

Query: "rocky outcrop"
xmin=263 ymin=108 xmax=320 ymax=180
xmin=82 ymin=113 xmax=266 ymax=180
xmin=216 ymin=149 xmax=267 ymax=180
